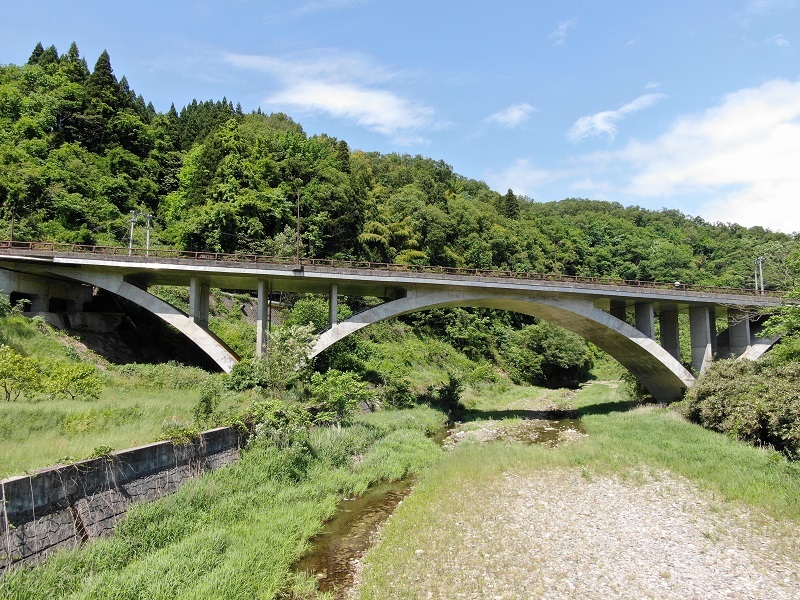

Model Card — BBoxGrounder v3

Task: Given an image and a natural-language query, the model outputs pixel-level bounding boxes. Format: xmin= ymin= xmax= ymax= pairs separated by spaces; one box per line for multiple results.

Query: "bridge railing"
xmin=0 ymin=239 xmax=783 ymax=298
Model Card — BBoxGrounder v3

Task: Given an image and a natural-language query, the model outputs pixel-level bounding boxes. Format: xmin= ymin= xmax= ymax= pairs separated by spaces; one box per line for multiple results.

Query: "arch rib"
xmin=51 ymin=270 xmax=239 ymax=372
xmin=312 ymin=289 xmax=695 ymax=402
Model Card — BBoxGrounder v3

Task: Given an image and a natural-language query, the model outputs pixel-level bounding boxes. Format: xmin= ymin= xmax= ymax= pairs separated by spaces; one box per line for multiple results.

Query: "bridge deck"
xmin=0 ymin=240 xmax=785 ymax=308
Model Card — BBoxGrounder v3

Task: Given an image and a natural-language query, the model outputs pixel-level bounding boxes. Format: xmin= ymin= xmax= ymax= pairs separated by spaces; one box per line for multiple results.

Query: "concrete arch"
xmin=60 ymin=271 xmax=239 ymax=372
xmin=312 ymin=289 xmax=695 ymax=402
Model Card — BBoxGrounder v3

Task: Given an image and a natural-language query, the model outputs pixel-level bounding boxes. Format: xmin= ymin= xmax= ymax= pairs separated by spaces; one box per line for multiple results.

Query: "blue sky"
xmin=3 ymin=0 xmax=800 ymax=232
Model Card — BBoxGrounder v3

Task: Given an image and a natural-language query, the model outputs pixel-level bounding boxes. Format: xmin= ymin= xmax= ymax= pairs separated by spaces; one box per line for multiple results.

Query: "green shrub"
xmin=193 ymin=378 xmax=224 ymax=425
xmin=500 ymin=321 xmax=593 ymax=388
xmin=307 ymin=369 xmax=377 ymax=425
xmin=42 ymin=362 xmax=101 ymax=401
xmin=679 ymin=359 xmax=800 ymax=458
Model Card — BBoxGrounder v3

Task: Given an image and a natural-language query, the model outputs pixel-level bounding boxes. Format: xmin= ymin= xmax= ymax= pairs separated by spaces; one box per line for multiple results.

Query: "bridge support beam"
xmin=189 ymin=277 xmax=210 ymax=327
xmin=329 ymin=284 xmax=338 ymax=327
xmin=256 ymin=280 xmax=271 ymax=358
xmin=659 ymin=308 xmax=681 ymax=361
xmin=635 ymin=302 xmax=654 ymax=338
xmin=728 ymin=309 xmax=751 ymax=357
xmin=690 ymin=306 xmax=713 ymax=374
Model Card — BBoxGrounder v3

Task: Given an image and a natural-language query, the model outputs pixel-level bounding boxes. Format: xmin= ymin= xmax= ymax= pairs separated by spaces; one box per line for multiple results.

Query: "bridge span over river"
xmin=0 ymin=241 xmax=788 ymax=402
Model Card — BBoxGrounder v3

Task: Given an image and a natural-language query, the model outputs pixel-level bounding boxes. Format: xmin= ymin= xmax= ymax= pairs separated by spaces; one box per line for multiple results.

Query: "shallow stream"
xmin=294 ymin=416 xmax=584 ymax=597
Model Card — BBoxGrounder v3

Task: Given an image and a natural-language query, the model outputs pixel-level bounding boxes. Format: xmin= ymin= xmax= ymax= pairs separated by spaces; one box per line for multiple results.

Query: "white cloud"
xmin=493 ymin=80 xmax=800 ymax=232
xmin=615 ymin=79 xmax=800 ymax=231
xmin=268 ymin=81 xmax=433 ymax=136
xmin=549 ymin=19 xmax=577 ymax=46
xmin=567 ymin=94 xmax=665 ymax=142
xmin=764 ymin=33 xmax=791 ymax=48
xmin=485 ymin=103 xmax=536 ymax=128
xmin=223 ymin=50 xmax=435 ymax=140
xmin=485 ymin=158 xmax=556 ymax=198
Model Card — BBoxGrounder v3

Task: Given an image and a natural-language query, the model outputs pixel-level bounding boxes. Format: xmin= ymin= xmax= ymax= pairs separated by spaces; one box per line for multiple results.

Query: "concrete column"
xmin=659 ymin=309 xmax=681 ymax=361
xmin=329 ymin=284 xmax=338 ymax=327
xmin=610 ymin=299 xmax=627 ymax=323
xmin=634 ymin=302 xmax=655 ymax=338
xmin=189 ymin=277 xmax=210 ymax=326
xmin=727 ymin=309 xmax=751 ymax=357
xmin=256 ymin=280 xmax=270 ymax=358
xmin=709 ymin=307 xmax=718 ymax=357
xmin=689 ymin=306 xmax=713 ymax=374
xmin=30 ymin=294 xmax=49 ymax=312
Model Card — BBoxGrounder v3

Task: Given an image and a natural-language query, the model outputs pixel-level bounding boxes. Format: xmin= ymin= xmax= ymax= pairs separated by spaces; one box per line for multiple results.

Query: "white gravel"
xmin=371 ymin=467 xmax=800 ymax=599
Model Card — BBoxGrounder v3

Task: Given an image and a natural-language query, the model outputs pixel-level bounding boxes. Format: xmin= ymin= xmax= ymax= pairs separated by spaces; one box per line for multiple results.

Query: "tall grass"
xmin=0 ymin=406 xmax=447 ymax=599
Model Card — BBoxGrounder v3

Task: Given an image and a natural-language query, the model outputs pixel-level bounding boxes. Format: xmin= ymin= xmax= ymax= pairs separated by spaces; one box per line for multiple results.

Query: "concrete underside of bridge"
xmin=312 ymin=289 xmax=696 ymax=402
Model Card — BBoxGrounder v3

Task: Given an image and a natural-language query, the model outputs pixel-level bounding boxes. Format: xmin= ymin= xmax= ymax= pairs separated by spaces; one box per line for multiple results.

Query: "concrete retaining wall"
xmin=1 ymin=427 xmax=245 ymax=571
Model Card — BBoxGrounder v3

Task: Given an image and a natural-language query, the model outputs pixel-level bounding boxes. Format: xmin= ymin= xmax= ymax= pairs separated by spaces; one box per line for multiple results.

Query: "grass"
xmin=0 ymin=406 xmax=447 ymax=599
xmin=0 ymin=316 xmax=254 ymax=477
xmin=0 ymin=386 xmax=247 ymax=477
xmin=355 ymin=380 xmax=800 ymax=598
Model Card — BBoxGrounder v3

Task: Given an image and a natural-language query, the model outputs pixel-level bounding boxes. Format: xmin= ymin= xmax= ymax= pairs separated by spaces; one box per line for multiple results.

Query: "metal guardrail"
xmin=0 ymin=239 xmax=785 ymax=298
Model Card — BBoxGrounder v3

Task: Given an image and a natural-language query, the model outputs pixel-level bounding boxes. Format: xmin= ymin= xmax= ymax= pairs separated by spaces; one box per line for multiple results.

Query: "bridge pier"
xmin=256 ymin=280 xmax=271 ymax=358
xmin=189 ymin=277 xmax=210 ymax=327
xmin=658 ymin=308 xmax=681 ymax=361
xmin=727 ymin=309 xmax=751 ymax=357
xmin=329 ymin=284 xmax=338 ymax=327
xmin=635 ymin=302 xmax=654 ymax=338
xmin=690 ymin=306 xmax=714 ymax=374
xmin=610 ymin=299 xmax=627 ymax=322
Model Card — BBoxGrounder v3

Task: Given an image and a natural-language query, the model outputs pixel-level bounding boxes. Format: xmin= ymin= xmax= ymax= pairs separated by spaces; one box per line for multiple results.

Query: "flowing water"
xmin=294 ymin=417 xmax=584 ymax=597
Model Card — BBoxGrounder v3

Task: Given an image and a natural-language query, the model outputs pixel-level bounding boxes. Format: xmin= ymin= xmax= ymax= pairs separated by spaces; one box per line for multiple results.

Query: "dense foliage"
xmin=680 ymin=359 xmax=800 ymax=459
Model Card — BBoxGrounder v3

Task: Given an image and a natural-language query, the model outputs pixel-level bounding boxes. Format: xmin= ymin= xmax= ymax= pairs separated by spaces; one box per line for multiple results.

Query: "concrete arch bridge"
xmin=0 ymin=242 xmax=787 ymax=402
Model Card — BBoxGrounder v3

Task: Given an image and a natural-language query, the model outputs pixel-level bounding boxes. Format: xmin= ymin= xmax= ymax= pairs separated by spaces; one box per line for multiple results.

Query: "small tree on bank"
xmin=0 ymin=345 xmax=41 ymax=401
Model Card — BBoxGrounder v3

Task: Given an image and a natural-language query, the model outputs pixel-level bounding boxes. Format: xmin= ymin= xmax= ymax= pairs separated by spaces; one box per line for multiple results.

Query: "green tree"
xmin=0 ymin=345 xmax=41 ymax=401
xmin=308 ymin=369 xmax=376 ymax=425
xmin=42 ymin=363 xmax=101 ymax=401
xmin=497 ymin=188 xmax=520 ymax=219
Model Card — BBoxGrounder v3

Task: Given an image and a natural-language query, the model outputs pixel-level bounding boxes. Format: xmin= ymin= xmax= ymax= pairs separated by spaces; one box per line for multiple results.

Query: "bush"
xmin=307 ymin=369 xmax=377 ymax=425
xmin=679 ymin=359 xmax=800 ymax=458
xmin=193 ymin=378 xmax=223 ymax=425
xmin=42 ymin=362 xmax=102 ymax=401
xmin=0 ymin=344 xmax=41 ymax=401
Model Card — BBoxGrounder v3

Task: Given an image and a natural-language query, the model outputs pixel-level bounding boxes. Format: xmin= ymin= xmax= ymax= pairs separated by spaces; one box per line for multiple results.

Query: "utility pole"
xmin=128 ymin=211 xmax=138 ymax=256
xmin=754 ymin=257 xmax=766 ymax=294
xmin=142 ymin=213 xmax=154 ymax=255
xmin=295 ymin=190 xmax=301 ymax=264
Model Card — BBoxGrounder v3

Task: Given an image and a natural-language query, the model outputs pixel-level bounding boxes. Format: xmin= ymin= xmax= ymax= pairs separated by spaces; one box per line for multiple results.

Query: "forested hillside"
xmin=1 ymin=43 xmax=795 ymax=291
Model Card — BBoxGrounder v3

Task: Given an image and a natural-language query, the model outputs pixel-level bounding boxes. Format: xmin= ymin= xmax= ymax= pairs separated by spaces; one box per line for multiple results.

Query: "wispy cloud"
xmin=746 ymin=0 xmax=798 ymax=14
xmin=549 ymin=18 xmax=577 ymax=46
xmin=224 ymin=50 xmax=435 ymax=142
xmin=567 ymin=94 xmax=665 ymax=142
xmin=764 ymin=33 xmax=792 ymax=47
xmin=485 ymin=103 xmax=536 ymax=128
